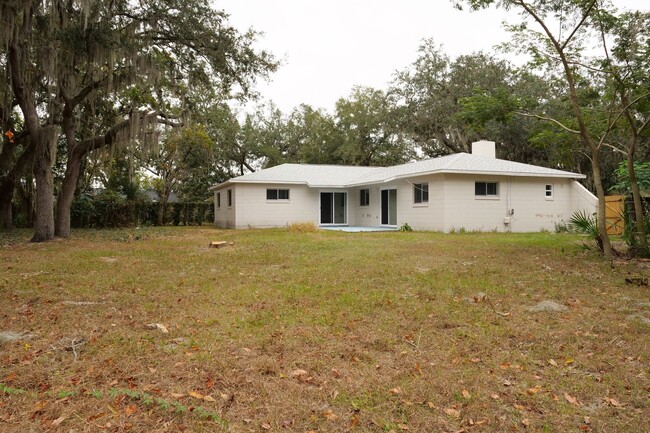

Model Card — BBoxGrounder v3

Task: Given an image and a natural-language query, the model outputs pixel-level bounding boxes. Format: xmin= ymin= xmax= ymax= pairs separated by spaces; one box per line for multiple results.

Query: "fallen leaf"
xmin=291 ymin=369 xmax=307 ymax=378
xmin=260 ymin=422 xmax=271 ymax=430
xmin=87 ymin=412 xmax=106 ymax=422
xmin=461 ymin=389 xmax=471 ymax=399
xmin=548 ymin=359 xmax=558 ymax=367
xmin=444 ymin=408 xmax=461 ymax=418
xmin=51 ymin=416 xmax=66 ymax=427
xmin=170 ymin=393 xmax=185 ymax=398
xmin=500 ymin=362 xmax=511 ymax=369
xmin=124 ymin=404 xmax=137 ymax=416
xmin=350 ymin=415 xmax=359 ymax=427
xmin=564 ymin=392 xmax=579 ymax=405
xmin=145 ymin=323 xmax=168 ymax=333
xmin=4 ymin=373 xmax=17 ymax=383
xmin=604 ymin=397 xmax=622 ymax=407
xmin=188 ymin=391 xmax=204 ymax=400
xmin=584 ymin=416 xmax=591 ymax=424
xmin=522 ymin=418 xmax=530 ymax=427
xmin=514 ymin=404 xmax=526 ymax=411
xmin=322 ymin=410 xmax=338 ymax=420
xmin=398 ymin=423 xmax=410 ymax=430
xmin=202 ymin=395 xmax=216 ymax=402
xmin=565 ymin=358 xmax=574 ymax=365
xmin=527 ymin=385 xmax=542 ymax=395
xmin=427 ymin=401 xmax=435 ymax=409
xmin=107 ymin=404 xmax=119 ymax=415
xmin=491 ymin=393 xmax=500 ymax=400
xmin=389 ymin=386 xmax=402 ymax=395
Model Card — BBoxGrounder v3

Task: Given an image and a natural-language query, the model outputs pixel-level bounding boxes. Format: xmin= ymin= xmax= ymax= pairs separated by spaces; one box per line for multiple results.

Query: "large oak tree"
xmin=0 ymin=0 xmax=276 ymax=240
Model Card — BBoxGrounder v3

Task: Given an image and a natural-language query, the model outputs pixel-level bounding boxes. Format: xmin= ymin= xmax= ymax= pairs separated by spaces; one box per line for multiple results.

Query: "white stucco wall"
xmin=213 ymin=175 xmax=596 ymax=232
xmin=216 ymin=183 xmax=320 ymax=228
xmin=350 ymin=186 xmax=382 ymax=227
xmin=214 ymin=187 xmax=237 ymax=228
xmin=439 ymin=174 xmax=596 ymax=232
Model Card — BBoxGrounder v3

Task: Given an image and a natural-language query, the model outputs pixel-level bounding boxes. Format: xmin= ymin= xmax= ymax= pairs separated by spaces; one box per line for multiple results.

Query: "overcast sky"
xmin=216 ymin=0 xmax=648 ymax=114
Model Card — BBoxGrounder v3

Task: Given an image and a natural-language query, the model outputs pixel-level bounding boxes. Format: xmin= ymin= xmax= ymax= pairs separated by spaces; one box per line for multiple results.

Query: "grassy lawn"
xmin=1 ymin=227 xmax=648 ymax=432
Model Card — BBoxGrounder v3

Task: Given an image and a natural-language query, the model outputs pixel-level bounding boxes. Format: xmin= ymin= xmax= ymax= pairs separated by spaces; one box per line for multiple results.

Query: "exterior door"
xmin=381 ymin=189 xmax=397 ymax=226
xmin=320 ymin=192 xmax=347 ymax=225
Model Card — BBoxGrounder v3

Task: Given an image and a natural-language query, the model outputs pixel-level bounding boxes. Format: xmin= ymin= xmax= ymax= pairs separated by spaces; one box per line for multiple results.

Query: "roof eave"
xmin=348 ymin=168 xmax=585 ymax=186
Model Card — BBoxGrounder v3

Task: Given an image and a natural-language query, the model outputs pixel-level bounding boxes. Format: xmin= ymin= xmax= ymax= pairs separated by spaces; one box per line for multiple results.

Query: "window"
xmin=545 ymin=184 xmax=553 ymax=199
xmin=266 ymin=188 xmax=290 ymax=200
xmin=216 ymin=192 xmax=221 ymax=208
xmin=360 ymin=189 xmax=370 ymax=206
xmin=414 ymin=183 xmax=429 ymax=204
xmin=227 ymin=189 xmax=232 ymax=207
xmin=475 ymin=182 xmax=498 ymax=197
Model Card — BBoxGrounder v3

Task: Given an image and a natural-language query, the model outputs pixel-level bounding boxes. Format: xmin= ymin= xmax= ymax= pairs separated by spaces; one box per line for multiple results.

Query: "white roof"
xmin=210 ymin=153 xmax=584 ymax=190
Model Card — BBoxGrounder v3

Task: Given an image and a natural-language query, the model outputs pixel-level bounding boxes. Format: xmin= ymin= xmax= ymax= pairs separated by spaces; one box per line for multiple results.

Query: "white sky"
xmin=215 ymin=0 xmax=648 ymax=114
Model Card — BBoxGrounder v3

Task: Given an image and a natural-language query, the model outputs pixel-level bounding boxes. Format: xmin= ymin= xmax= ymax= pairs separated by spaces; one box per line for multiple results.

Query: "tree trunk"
xmin=55 ymin=147 xmax=84 ymax=238
xmin=590 ymin=149 xmax=613 ymax=257
xmin=157 ymin=202 xmax=165 ymax=226
xmin=627 ymin=151 xmax=648 ymax=255
xmin=0 ymin=179 xmax=14 ymax=229
xmin=30 ymin=125 xmax=60 ymax=243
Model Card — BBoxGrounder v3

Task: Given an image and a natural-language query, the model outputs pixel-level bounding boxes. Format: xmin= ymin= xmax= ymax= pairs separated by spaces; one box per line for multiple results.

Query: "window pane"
xmin=475 ymin=182 xmax=486 ymax=195
xmin=279 ymin=189 xmax=289 ymax=200
xmin=360 ymin=189 xmax=369 ymax=206
xmin=228 ymin=190 xmax=232 ymax=206
xmin=414 ymin=184 xmax=422 ymax=203
xmin=487 ymin=183 xmax=497 ymax=195
xmin=545 ymin=185 xmax=552 ymax=196
xmin=266 ymin=189 xmax=278 ymax=200
xmin=422 ymin=183 xmax=429 ymax=202
xmin=217 ymin=193 xmax=221 ymax=207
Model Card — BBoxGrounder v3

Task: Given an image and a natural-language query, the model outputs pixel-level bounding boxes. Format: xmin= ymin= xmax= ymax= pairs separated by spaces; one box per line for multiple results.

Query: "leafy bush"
xmin=69 ymin=195 xmax=213 ymax=228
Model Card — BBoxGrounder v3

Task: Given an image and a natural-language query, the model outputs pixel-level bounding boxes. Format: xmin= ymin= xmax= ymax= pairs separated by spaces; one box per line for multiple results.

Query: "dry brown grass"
xmin=287 ymin=221 xmax=319 ymax=233
xmin=0 ymin=227 xmax=648 ymax=432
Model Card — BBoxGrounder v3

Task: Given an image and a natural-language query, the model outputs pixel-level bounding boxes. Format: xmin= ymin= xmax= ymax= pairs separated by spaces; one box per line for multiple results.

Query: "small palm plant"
xmin=569 ymin=210 xmax=603 ymax=254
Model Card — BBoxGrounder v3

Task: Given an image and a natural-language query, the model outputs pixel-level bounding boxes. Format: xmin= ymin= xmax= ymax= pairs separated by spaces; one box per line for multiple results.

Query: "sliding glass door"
xmin=320 ymin=192 xmax=347 ymax=225
xmin=381 ymin=189 xmax=397 ymax=226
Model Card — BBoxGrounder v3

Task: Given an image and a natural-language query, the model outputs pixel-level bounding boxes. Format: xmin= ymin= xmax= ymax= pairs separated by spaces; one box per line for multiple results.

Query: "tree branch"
xmin=560 ymin=0 xmax=598 ymax=51
xmin=515 ymin=111 xmax=580 ymax=134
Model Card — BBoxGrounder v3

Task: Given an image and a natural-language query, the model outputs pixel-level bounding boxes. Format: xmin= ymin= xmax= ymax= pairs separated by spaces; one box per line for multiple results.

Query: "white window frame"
xmin=413 ymin=183 xmax=429 ymax=205
xmin=545 ymin=184 xmax=554 ymax=200
xmin=266 ymin=188 xmax=290 ymax=201
xmin=475 ymin=181 xmax=499 ymax=199
xmin=360 ymin=188 xmax=370 ymax=207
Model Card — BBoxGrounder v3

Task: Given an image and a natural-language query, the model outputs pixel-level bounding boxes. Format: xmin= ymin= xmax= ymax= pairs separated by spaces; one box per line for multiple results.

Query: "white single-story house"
xmin=209 ymin=141 xmax=597 ymax=232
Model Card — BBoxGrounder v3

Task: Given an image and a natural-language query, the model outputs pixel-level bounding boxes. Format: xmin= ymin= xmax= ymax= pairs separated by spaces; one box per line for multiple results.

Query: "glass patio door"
xmin=320 ymin=192 xmax=347 ymax=225
xmin=381 ymin=189 xmax=397 ymax=226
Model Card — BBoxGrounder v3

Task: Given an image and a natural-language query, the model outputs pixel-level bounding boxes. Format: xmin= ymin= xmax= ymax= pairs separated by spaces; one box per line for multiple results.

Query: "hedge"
xmin=69 ymin=195 xmax=214 ymax=228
